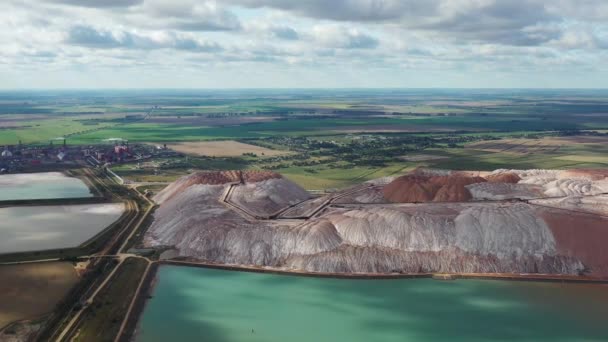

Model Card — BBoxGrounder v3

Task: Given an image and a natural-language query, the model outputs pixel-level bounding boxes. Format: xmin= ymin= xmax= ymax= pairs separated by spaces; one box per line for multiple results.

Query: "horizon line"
xmin=1 ymin=87 xmax=608 ymax=91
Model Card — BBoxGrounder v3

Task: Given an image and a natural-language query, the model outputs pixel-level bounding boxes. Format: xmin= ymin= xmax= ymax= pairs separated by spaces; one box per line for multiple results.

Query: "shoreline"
xmin=160 ymin=259 xmax=608 ymax=283
xmin=118 ymin=262 xmax=159 ymax=342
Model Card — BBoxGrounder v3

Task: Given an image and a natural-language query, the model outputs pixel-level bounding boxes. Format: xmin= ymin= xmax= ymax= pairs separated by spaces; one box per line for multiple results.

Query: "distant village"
xmin=0 ymin=138 xmax=180 ymax=173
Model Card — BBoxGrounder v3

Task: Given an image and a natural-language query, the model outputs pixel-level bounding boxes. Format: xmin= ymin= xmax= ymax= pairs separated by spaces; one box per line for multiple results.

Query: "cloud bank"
xmin=1 ymin=0 xmax=607 ymax=88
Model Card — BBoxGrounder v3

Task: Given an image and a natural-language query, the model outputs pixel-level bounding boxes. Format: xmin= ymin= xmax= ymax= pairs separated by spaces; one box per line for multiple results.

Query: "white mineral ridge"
xmin=333 ymin=187 xmax=387 ymax=204
xmin=146 ymin=182 xmax=338 ymax=265
xmin=531 ymin=195 xmax=608 ymax=216
xmin=146 ymin=184 xmax=229 ymax=246
xmin=414 ymin=168 xmax=453 ymax=176
xmin=152 ymin=177 xmax=191 ymax=204
xmin=495 ymin=169 xmax=608 ymax=197
xmin=353 ymin=190 xmax=386 ymax=204
xmin=230 ymin=178 xmax=310 ymax=216
xmin=326 ymin=203 xmax=557 ymax=259
xmin=454 ymin=203 xmax=556 ymax=258
xmin=542 ymin=179 xmax=608 ymax=197
xmin=145 ymin=169 xmax=597 ymax=275
xmin=365 ymin=176 xmax=397 ymax=186
xmin=326 ymin=207 xmax=454 ymax=252
xmin=466 ymin=182 xmax=542 ymax=200
xmin=280 ymin=195 xmax=330 ymax=217
xmin=284 ymin=245 xmax=580 ymax=274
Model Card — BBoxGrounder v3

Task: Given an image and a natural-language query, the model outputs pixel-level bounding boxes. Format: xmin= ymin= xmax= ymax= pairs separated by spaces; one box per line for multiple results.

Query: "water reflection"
xmin=0 ymin=204 xmax=124 ymax=253
xmin=0 ymin=172 xmax=93 ymax=200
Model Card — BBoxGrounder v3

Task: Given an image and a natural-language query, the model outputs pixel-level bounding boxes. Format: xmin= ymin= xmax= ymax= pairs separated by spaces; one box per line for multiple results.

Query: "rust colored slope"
xmin=241 ymin=170 xmax=282 ymax=183
xmin=383 ymin=174 xmax=486 ymax=203
xmin=541 ymin=209 xmax=608 ymax=277
xmin=485 ymin=172 xmax=521 ymax=184
xmin=382 ymin=175 xmax=440 ymax=202
xmin=434 ymin=183 xmax=472 ymax=202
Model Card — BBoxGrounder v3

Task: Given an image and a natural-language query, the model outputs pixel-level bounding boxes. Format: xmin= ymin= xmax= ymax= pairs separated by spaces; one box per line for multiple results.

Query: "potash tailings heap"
xmin=145 ymin=168 xmax=608 ymax=277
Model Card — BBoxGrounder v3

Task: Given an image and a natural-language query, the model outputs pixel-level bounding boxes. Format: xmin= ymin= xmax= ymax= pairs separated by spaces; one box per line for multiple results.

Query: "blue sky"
xmin=1 ymin=0 xmax=607 ymax=89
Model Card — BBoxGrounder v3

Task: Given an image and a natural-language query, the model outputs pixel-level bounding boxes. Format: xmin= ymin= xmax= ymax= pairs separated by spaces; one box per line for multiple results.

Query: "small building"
xmin=114 ymin=145 xmax=129 ymax=155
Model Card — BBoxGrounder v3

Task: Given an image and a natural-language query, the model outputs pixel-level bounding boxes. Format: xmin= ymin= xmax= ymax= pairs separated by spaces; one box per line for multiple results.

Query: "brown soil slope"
xmin=383 ymin=174 xmax=486 ymax=203
xmin=541 ymin=209 xmax=608 ymax=277
xmin=485 ymin=172 xmax=521 ymax=184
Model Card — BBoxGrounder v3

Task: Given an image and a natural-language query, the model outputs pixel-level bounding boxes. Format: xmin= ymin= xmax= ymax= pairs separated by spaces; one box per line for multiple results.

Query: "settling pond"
xmin=137 ymin=266 xmax=608 ymax=342
xmin=0 ymin=172 xmax=93 ymax=201
xmin=0 ymin=203 xmax=124 ymax=253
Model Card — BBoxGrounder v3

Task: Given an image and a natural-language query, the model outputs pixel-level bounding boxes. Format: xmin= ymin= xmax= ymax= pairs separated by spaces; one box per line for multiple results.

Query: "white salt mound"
xmin=454 ymin=204 xmax=556 ymax=258
xmin=229 ymin=178 xmax=311 ymax=216
xmin=466 ymin=183 xmax=542 ymax=200
xmin=145 ymin=168 xmax=608 ymax=275
xmin=531 ymin=195 xmax=608 ymax=216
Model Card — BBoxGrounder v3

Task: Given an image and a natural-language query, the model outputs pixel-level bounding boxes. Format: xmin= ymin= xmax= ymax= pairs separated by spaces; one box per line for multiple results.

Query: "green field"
xmin=2 ymin=89 xmax=608 ymax=190
xmin=73 ymin=257 xmax=148 ymax=342
xmin=0 ymin=118 xmax=115 ymax=145
xmin=53 ymin=115 xmax=606 ymax=145
xmin=277 ymin=163 xmax=413 ymax=190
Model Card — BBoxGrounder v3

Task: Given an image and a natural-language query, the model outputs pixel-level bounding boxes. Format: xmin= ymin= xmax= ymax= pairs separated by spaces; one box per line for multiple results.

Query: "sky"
xmin=1 ymin=0 xmax=608 ymax=89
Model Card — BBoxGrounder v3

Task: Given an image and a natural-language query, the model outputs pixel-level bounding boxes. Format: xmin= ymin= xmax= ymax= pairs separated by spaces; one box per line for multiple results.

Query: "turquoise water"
xmin=137 ymin=266 xmax=608 ymax=342
xmin=0 ymin=172 xmax=93 ymax=201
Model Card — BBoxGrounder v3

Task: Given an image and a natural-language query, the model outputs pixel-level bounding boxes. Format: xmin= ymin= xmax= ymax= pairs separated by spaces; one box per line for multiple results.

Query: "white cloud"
xmin=312 ymin=25 xmax=379 ymax=49
xmin=1 ymin=0 xmax=608 ymax=88
xmin=132 ymin=0 xmax=242 ymax=31
xmin=65 ymin=25 xmax=223 ymax=52
xmin=44 ymin=0 xmax=143 ymax=8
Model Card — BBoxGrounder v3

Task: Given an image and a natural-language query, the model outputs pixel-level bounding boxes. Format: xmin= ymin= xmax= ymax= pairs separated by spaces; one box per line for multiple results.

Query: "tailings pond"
xmin=137 ymin=266 xmax=608 ymax=342
xmin=0 ymin=203 xmax=124 ymax=253
xmin=0 ymin=172 xmax=93 ymax=200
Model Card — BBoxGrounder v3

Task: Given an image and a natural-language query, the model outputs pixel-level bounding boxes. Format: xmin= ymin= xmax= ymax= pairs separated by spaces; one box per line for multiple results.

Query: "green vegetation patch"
xmin=73 ymin=257 xmax=148 ymax=342
xmin=278 ymin=163 xmax=413 ymax=190
xmin=0 ymin=118 xmax=113 ymax=145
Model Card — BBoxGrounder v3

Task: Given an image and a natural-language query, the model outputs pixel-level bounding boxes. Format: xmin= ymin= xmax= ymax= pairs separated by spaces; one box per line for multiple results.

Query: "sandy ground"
xmin=0 ymin=115 xmax=51 ymax=128
xmin=0 ymin=262 xmax=78 ymax=329
xmin=332 ymin=126 xmax=477 ymax=133
xmin=555 ymin=155 xmax=608 ymax=163
xmin=167 ymin=140 xmax=290 ymax=157
xmin=399 ymin=154 xmax=449 ymax=162
xmin=467 ymin=139 xmax=561 ymax=154
xmin=145 ymin=116 xmax=277 ymax=126
xmin=467 ymin=136 xmax=608 ymax=154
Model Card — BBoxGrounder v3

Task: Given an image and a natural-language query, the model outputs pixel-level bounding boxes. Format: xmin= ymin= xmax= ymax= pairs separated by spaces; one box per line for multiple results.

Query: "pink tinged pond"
xmin=0 ymin=203 xmax=124 ymax=253
xmin=0 ymin=172 xmax=93 ymax=200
